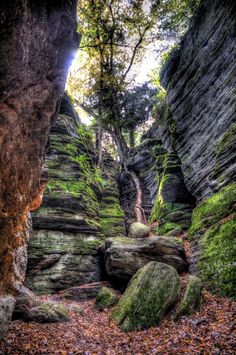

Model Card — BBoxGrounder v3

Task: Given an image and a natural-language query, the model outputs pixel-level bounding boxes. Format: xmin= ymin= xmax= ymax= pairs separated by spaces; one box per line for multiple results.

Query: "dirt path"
xmin=0 ymin=290 xmax=235 ymax=354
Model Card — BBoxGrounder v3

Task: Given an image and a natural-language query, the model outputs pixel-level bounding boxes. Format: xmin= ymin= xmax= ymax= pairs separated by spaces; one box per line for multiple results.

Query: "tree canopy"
xmin=67 ymin=0 xmax=200 ymax=164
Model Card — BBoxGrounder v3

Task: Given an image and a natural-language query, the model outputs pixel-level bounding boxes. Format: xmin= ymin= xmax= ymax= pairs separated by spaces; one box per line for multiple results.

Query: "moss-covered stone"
xmin=175 ymin=275 xmax=202 ymax=318
xmin=26 ymin=302 xmax=69 ymax=323
xmin=199 ymin=217 xmax=236 ymax=298
xmin=129 ymin=222 xmax=149 ymax=238
xmin=149 ymin=153 xmax=195 ymax=234
xmin=112 ymin=261 xmax=180 ymax=331
xmin=189 ymin=183 xmax=236 ymax=299
xmin=95 ymin=287 xmax=119 ymax=311
xmin=189 ymin=183 xmax=236 ymax=238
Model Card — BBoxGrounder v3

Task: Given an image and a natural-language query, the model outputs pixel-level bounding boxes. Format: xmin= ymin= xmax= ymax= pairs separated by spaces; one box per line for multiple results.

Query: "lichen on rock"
xmin=112 ymin=261 xmax=180 ymax=331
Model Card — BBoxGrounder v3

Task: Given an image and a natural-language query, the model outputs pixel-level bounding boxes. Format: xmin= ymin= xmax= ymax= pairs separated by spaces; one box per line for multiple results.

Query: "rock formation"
xmin=112 ymin=261 xmax=180 ymax=331
xmin=0 ymin=0 xmax=79 ymax=338
xmin=104 ymin=236 xmax=188 ymax=284
xmin=25 ymin=96 xmax=126 ymax=294
xmin=120 ymin=123 xmax=196 ymax=235
xmin=160 ymin=0 xmax=236 ymax=297
xmin=162 ymin=0 xmax=236 ymax=201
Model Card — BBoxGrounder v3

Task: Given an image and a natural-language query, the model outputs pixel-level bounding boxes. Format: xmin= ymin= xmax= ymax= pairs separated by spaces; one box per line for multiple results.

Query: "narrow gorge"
xmin=0 ymin=0 xmax=235 ymax=353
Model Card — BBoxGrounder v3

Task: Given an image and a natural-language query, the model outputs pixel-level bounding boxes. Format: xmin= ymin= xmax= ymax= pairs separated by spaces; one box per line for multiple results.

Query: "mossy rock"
xmin=175 ymin=275 xmax=202 ymax=319
xmin=198 ymin=217 xmax=236 ymax=298
xmin=95 ymin=287 xmax=119 ymax=311
xmin=25 ymin=302 xmax=69 ymax=323
xmin=112 ymin=261 xmax=180 ymax=331
xmin=129 ymin=222 xmax=149 ymax=238
xmin=189 ymin=183 xmax=236 ymax=298
xmin=189 ymin=183 xmax=236 ymax=238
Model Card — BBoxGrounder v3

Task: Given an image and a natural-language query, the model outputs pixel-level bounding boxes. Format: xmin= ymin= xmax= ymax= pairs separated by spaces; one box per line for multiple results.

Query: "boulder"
xmin=112 ymin=261 xmax=180 ymax=331
xmin=105 ymin=236 xmax=188 ymax=283
xmin=95 ymin=287 xmax=119 ymax=311
xmin=13 ymin=286 xmax=39 ymax=320
xmin=175 ymin=275 xmax=202 ymax=318
xmin=13 ymin=286 xmax=68 ymax=323
xmin=25 ymin=302 xmax=69 ymax=323
xmin=128 ymin=222 xmax=149 ymax=238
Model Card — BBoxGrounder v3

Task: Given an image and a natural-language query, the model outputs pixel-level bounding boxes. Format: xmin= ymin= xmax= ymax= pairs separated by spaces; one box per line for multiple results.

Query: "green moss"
xmin=189 ymin=183 xmax=236 ymax=238
xmin=95 ymin=287 xmax=119 ymax=311
xmin=158 ymin=222 xmax=182 ymax=235
xmin=112 ymin=262 xmax=180 ymax=331
xmin=189 ymin=183 xmax=236 ymax=299
xmin=36 ymin=302 xmax=69 ymax=322
xmin=175 ymin=275 xmax=202 ymax=318
xmin=199 ymin=217 xmax=236 ymax=298
xmin=212 ymin=124 xmax=236 ymax=176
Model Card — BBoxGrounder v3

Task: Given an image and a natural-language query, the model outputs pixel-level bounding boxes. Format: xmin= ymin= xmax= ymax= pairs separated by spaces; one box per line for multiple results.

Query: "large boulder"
xmin=129 ymin=222 xmax=149 ymax=238
xmin=112 ymin=261 xmax=180 ymax=331
xmin=105 ymin=236 xmax=188 ymax=284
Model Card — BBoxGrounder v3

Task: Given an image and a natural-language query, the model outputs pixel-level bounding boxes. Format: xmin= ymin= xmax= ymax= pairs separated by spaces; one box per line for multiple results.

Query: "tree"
xmin=67 ymin=0 xmax=200 ymax=223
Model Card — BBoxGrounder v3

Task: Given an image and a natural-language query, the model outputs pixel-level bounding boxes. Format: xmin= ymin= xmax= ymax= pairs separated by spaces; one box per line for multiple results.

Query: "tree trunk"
xmin=129 ymin=170 xmax=146 ymax=224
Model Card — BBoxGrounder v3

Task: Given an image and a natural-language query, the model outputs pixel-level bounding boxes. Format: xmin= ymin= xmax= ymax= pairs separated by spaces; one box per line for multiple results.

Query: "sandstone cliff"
xmin=0 ymin=0 xmax=79 ymax=339
xmin=159 ymin=0 xmax=236 ymax=298
xmin=26 ymin=95 xmax=125 ymax=294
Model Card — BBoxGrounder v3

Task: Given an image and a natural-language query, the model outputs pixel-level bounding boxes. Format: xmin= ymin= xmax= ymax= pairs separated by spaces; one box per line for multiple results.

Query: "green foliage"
xmin=158 ymin=222 xmax=182 ymax=235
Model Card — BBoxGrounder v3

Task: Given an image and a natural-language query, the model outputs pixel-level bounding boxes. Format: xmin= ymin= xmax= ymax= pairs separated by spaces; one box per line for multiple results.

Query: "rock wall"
xmin=0 ymin=0 xmax=79 ymax=338
xmin=161 ymin=0 xmax=236 ymax=297
xmin=120 ymin=123 xmax=195 ymax=235
xmin=163 ymin=0 xmax=236 ymax=202
xmin=26 ymin=96 xmax=126 ymax=294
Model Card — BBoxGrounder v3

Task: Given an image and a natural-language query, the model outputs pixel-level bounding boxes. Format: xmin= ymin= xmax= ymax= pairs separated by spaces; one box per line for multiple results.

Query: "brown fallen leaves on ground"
xmin=0 ymin=289 xmax=235 ymax=355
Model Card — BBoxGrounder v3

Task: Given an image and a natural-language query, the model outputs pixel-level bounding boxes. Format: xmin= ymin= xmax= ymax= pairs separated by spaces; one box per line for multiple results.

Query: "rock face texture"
xmin=120 ymin=123 xmax=195 ymax=234
xmin=112 ymin=261 xmax=180 ymax=331
xmin=26 ymin=96 xmax=102 ymax=294
xmin=105 ymin=236 xmax=188 ymax=284
xmin=163 ymin=0 xmax=236 ymax=202
xmin=0 ymin=0 xmax=78 ymax=338
xmin=161 ymin=0 xmax=236 ymax=297
xmin=25 ymin=96 xmax=125 ymax=294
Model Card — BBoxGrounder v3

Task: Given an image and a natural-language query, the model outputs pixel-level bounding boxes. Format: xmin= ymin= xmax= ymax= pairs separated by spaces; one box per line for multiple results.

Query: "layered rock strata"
xmin=120 ymin=124 xmax=195 ymax=234
xmin=161 ymin=0 xmax=236 ymax=297
xmin=163 ymin=0 xmax=236 ymax=202
xmin=26 ymin=100 xmax=101 ymax=294
xmin=0 ymin=0 xmax=78 ymax=338
xmin=105 ymin=236 xmax=188 ymax=285
xmin=26 ymin=97 xmax=125 ymax=294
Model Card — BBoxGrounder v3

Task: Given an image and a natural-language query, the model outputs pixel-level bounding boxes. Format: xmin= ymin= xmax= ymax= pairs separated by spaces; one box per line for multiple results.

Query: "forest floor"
xmin=0 ymin=288 xmax=235 ymax=354
xmin=0 ymin=236 xmax=235 ymax=354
